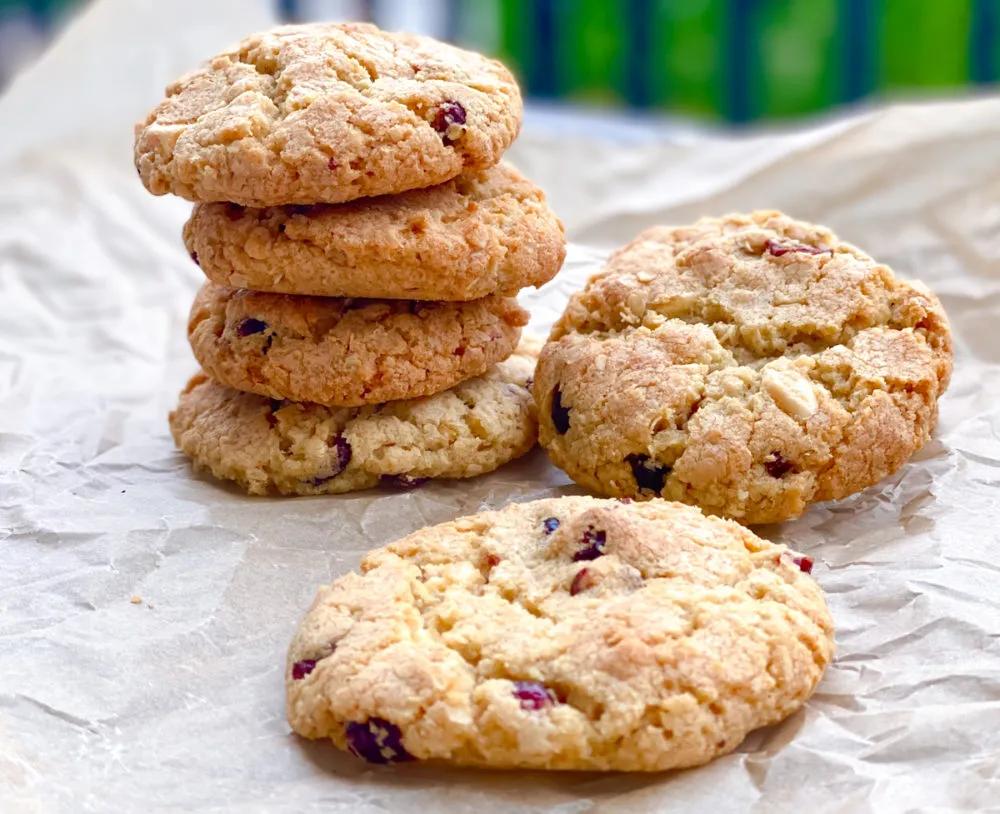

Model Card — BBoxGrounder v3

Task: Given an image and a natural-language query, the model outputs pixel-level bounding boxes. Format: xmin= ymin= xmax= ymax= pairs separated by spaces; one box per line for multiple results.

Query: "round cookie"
xmin=188 ymin=282 xmax=527 ymax=406
xmin=535 ymin=211 xmax=952 ymax=524
xmin=286 ymin=495 xmax=834 ymax=771
xmin=135 ymin=23 xmax=522 ymax=206
xmin=168 ymin=340 xmax=538 ymax=495
xmin=183 ymin=163 xmax=565 ymax=300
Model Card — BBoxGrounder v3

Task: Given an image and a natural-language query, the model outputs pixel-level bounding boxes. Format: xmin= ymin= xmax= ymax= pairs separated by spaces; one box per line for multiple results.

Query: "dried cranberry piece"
xmin=189 ymin=250 xmax=199 ymax=266
xmin=551 ymin=387 xmax=571 ymax=434
xmin=431 ymin=100 xmax=467 ymax=144
xmin=765 ymin=239 xmax=831 ymax=257
xmin=291 ymin=659 xmax=316 ymax=680
xmin=236 ymin=318 xmax=268 ymax=337
xmin=573 ymin=526 xmax=607 ymax=561
xmin=345 ymin=718 xmax=414 ymax=764
xmin=793 ymin=555 xmax=814 ymax=574
xmin=380 ymin=474 xmax=429 ymax=490
xmin=512 ymin=681 xmax=557 ymax=710
xmin=327 ymin=156 xmax=339 ymax=171
xmin=309 ymin=436 xmax=352 ymax=485
xmin=764 ymin=452 xmax=795 ymax=478
xmin=626 ymin=453 xmax=671 ymax=493
xmin=542 ymin=517 xmax=560 ymax=535
xmin=569 ymin=568 xmax=594 ymax=595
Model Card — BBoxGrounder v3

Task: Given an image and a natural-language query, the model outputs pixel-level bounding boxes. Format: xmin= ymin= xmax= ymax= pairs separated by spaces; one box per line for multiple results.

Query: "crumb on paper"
xmin=130 ymin=595 xmax=142 ymax=604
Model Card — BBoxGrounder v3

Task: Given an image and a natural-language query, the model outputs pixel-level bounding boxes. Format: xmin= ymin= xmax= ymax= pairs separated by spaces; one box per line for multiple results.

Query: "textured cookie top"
xmin=536 ymin=212 xmax=953 ymax=523
xmin=169 ymin=338 xmax=539 ymax=496
xmin=183 ymin=163 xmax=565 ymax=300
xmin=135 ymin=23 xmax=522 ymax=206
xmin=188 ymin=282 xmax=527 ymax=406
xmin=554 ymin=211 xmax=950 ymax=357
xmin=286 ymin=496 xmax=834 ymax=771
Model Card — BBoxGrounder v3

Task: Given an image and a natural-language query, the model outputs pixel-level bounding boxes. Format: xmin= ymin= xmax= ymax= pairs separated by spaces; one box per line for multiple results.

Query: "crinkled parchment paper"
xmin=2 ymin=2 xmax=999 ymax=811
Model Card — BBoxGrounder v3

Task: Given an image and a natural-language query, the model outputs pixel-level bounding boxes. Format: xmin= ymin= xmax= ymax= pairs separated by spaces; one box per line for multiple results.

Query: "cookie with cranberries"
xmin=135 ymin=23 xmax=522 ymax=206
xmin=168 ymin=339 xmax=539 ymax=496
xmin=534 ymin=211 xmax=952 ymax=524
xmin=286 ymin=495 xmax=834 ymax=770
xmin=187 ymin=282 xmax=527 ymax=407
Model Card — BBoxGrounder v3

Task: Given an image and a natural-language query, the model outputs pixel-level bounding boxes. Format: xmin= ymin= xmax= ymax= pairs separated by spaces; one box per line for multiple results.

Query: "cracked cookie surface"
xmin=183 ymin=163 xmax=565 ymax=300
xmin=286 ymin=495 xmax=834 ymax=770
xmin=169 ymin=339 xmax=538 ymax=495
xmin=535 ymin=211 xmax=952 ymax=524
xmin=134 ymin=23 xmax=522 ymax=206
xmin=188 ymin=282 xmax=527 ymax=406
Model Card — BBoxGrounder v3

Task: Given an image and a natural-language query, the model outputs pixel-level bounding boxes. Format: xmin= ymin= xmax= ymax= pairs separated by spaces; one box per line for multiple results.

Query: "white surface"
xmin=2 ymin=2 xmax=999 ymax=812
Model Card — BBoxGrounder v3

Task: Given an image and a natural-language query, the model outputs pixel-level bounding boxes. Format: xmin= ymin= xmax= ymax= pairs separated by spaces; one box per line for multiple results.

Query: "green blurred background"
xmin=3 ymin=0 xmax=998 ymax=123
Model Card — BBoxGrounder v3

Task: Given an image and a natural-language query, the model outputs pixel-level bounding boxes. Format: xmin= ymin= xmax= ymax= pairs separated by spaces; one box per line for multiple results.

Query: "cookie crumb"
xmin=130 ymin=595 xmax=142 ymax=605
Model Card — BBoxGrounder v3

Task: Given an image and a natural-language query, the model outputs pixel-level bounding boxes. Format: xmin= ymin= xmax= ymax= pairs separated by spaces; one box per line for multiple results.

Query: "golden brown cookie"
xmin=134 ymin=23 xmax=522 ymax=206
xmin=169 ymin=339 xmax=539 ymax=495
xmin=183 ymin=164 xmax=565 ymax=300
xmin=535 ymin=212 xmax=952 ymax=524
xmin=286 ymin=495 xmax=834 ymax=770
xmin=188 ymin=282 xmax=527 ymax=406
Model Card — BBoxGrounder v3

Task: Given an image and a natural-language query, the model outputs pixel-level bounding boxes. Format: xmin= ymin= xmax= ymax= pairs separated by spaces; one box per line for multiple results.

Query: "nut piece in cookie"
xmin=535 ymin=211 xmax=952 ymax=524
xmin=285 ymin=496 xmax=835 ymax=771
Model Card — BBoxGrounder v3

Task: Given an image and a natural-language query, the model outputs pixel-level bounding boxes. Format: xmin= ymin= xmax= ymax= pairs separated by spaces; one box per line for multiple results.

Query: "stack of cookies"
xmin=133 ymin=22 xmax=565 ymax=495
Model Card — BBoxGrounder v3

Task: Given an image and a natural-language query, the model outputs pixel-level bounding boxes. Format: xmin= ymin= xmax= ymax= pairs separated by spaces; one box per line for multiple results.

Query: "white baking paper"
xmin=1 ymin=1 xmax=999 ymax=811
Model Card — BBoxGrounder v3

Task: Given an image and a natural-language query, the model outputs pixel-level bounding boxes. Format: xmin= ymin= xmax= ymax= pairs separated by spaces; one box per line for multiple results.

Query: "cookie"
xmin=135 ymin=23 xmax=522 ymax=206
xmin=535 ymin=211 xmax=952 ymax=524
xmin=286 ymin=495 xmax=834 ymax=771
xmin=168 ymin=339 xmax=538 ymax=495
xmin=188 ymin=282 xmax=527 ymax=406
xmin=183 ymin=163 xmax=565 ymax=301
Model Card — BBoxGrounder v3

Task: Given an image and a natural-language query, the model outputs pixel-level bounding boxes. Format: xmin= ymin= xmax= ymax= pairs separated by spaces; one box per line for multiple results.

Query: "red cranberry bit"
xmin=380 ymin=474 xmax=429 ymax=489
xmin=765 ymin=239 xmax=831 ymax=257
xmin=551 ymin=386 xmax=571 ymax=434
xmin=291 ymin=659 xmax=316 ymax=680
xmin=485 ymin=553 xmax=501 ymax=568
xmin=327 ymin=156 xmax=339 ymax=171
xmin=345 ymin=718 xmax=414 ymax=764
xmin=573 ymin=526 xmax=607 ymax=561
xmin=189 ymin=250 xmax=199 ymax=266
xmin=626 ymin=453 xmax=671 ymax=493
xmin=236 ymin=317 xmax=268 ymax=337
xmin=793 ymin=555 xmax=814 ymax=574
xmin=569 ymin=568 xmax=594 ymax=595
xmin=512 ymin=681 xmax=557 ymax=711
xmin=542 ymin=517 xmax=560 ymax=535
xmin=309 ymin=435 xmax=352 ymax=485
xmin=431 ymin=100 xmax=467 ymax=144
xmin=764 ymin=451 xmax=795 ymax=478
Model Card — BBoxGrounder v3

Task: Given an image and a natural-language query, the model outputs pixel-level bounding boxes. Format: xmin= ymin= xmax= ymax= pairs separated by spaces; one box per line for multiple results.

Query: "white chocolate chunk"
xmin=762 ymin=364 xmax=819 ymax=420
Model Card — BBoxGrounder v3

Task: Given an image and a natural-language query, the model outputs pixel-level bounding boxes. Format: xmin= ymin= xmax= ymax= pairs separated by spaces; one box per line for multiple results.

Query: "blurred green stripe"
xmin=879 ymin=0 xmax=972 ymax=87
